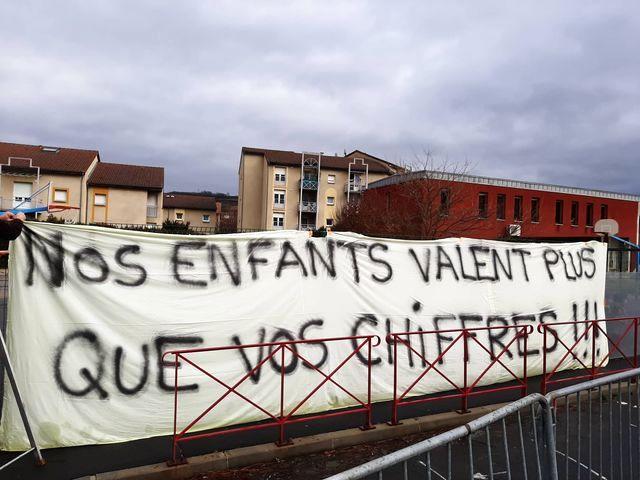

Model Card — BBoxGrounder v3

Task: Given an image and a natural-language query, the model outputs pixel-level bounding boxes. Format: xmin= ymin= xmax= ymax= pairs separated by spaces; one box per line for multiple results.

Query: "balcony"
xmin=146 ymin=205 xmax=158 ymax=218
xmin=299 ymin=200 xmax=317 ymax=213
xmin=300 ymin=223 xmax=316 ymax=230
xmin=299 ymin=178 xmax=319 ymax=190
xmin=273 ymin=202 xmax=285 ymax=210
xmin=344 ymin=182 xmax=366 ymax=194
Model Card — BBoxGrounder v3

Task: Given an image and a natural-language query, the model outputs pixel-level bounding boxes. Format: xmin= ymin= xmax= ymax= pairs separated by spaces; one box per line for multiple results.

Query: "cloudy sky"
xmin=1 ymin=1 xmax=638 ymax=194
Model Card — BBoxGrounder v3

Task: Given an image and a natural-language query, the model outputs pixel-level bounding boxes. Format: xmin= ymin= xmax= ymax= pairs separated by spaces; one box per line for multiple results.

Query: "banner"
xmin=1 ymin=223 xmax=607 ymax=449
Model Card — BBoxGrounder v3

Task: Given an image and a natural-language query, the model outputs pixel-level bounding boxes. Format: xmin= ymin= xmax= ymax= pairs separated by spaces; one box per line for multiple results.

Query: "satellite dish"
xmin=594 ymin=219 xmax=619 ymax=236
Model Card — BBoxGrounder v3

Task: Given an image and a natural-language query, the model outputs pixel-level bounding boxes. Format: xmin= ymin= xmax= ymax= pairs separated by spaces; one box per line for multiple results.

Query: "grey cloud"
xmin=0 ymin=1 xmax=638 ymax=193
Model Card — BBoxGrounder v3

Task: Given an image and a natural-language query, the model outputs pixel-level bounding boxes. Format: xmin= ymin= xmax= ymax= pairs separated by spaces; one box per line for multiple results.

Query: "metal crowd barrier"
xmin=163 ymin=334 xmax=380 ymax=465
xmin=548 ymin=367 xmax=640 ymax=480
xmin=328 ymin=367 xmax=640 ymax=480
xmin=326 ymin=393 xmax=557 ymax=480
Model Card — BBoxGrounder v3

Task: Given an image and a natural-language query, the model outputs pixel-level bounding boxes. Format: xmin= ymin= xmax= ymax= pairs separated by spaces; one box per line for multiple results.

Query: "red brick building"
xmin=365 ymin=171 xmax=640 ymax=246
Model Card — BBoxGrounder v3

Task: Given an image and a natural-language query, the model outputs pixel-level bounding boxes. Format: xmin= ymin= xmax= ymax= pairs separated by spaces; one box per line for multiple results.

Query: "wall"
xmin=237 ymin=153 xmax=265 ymax=230
xmin=0 ymin=173 xmax=85 ymax=223
xmin=39 ymin=173 xmax=84 ymax=223
xmin=266 ymin=165 xmax=390 ymax=231
xmin=87 ymin=187 xmax=151 ymax=224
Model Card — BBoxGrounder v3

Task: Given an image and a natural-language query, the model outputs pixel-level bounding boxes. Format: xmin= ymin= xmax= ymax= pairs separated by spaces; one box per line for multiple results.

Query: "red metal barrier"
xmin=163 ymin=334 xmax=380 ymax=465
xmin=387 ymin=325 xmax=532 ymax=425
xmin=539 ymin=316 xmax=639 ymax=394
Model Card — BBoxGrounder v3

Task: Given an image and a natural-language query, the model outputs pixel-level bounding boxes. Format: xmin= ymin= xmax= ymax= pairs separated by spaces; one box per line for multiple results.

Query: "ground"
xmin=189 ymin=430 xmax=437 ymax=480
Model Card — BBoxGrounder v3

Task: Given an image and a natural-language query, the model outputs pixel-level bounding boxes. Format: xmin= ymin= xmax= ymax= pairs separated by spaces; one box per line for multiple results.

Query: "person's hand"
xmin=0 ymin=212 xmax=26 ymax=222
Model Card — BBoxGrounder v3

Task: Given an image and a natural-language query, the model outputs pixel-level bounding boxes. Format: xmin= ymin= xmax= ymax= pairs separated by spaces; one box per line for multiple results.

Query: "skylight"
xmin=41 ymin=146 xmax=60 ymax=153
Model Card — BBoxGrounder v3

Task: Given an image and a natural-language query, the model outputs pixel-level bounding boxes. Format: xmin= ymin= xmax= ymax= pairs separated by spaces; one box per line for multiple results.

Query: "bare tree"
xmin=334 ymin=151 xmax=498 ymax=239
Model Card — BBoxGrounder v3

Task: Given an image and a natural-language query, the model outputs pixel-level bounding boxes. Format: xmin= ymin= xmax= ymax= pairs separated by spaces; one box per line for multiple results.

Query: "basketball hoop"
xmin=594 ymin=219 xmax=619 ymax=236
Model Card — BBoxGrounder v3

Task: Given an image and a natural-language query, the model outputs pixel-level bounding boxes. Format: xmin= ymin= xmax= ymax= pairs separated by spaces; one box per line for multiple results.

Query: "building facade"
xmin=366 ymin=171 xmax=640 ymax=270
xmin=237 ymin=147 xmax=400 ymax=231
xmin=163 ymin=191 xmax=238 ymax=229
xmin=87 ymin=162 xmax=164 ymax=225
xmin=0 ymin=141 xmax=165 ymax=225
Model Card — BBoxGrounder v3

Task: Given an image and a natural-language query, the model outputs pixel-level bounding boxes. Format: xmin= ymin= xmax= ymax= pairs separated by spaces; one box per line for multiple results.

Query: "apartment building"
xmin=237 ymin=147 xmax=400 ymax=230
xmin=0 ymin=141 xmax=164 ymax=225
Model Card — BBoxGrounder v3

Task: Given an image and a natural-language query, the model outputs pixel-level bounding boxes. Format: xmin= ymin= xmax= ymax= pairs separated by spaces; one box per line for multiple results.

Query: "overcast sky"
xmin=1 ymin=1 xmax=638 ymax=194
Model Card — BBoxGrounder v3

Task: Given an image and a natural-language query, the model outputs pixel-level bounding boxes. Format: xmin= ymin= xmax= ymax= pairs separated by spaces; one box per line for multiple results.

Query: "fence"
xmin=163 ymin=334 xmax=380 ymax=465
xmin=388 ymin=325 xmax=532 ymax=424
xmin=539 ymin=316 xmax=639 ymax=394
xmin=91 ymin=223 xmax=262 ymax=235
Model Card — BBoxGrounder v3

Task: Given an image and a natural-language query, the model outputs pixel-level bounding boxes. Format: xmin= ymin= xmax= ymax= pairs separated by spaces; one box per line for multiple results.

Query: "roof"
xmin=0 ymin=141 xmax=98 ymax=174
xmin=163 ymin=192 xmax=217 ymax=210
xmin=368 ymin=170 xmax=640 ymax=202
xmin=241 ymin=147 xmax=399 ymax=174
xmin=88 ymin=162 xmax=164 ymax=190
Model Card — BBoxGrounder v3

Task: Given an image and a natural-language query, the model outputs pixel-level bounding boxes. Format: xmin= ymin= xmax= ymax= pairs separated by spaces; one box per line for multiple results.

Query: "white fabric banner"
xmin=1 ymin=223 xmax=607 ymax=449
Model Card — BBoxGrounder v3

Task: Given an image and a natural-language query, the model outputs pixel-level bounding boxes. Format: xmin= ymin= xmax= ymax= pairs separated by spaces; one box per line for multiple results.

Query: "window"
xmin=327 ymin=174 xmax=336 ymax=184
xmin=202 ymin=214 xmax=211 ymax=223
xmin=273 ymin=190 xmax=285 ymax=208
xmin=439 ymin=189 xmax=450 ymax=216
xmin=514 ymin=196 xmax=523 ymax=222
xmin=478 ymin=192 xmax=488 ymax=218
xmin=601 ymin=204 xmax=608 ymax=220
xmin=53 ymin=188 xmax=68 ymax=204
xmin=555 ymin=200 xmax=564 ymax=224
xmin=176 ymin=212 xmax=184 ymax=221
xmin=272 ymin=213 xmax=284 ymax=229
xmin=94 ymin=193 xmax=107 ymax=206
xmin=274 ymin=168 xmax=286 ymax=185
xmin=327 ymin=196 xmax=335 ymax=206
xmin=570 ymin=201 xmax=579 ymax=226
xmin=531 ymin=197 xmax=540 ymax=223
xmin=326 ymin=218 xmax=334 ymax=227
xmin=496 ymin=194 xmax=506 ymax=220
xmin=586 ymin=203 xmax=594 ymax=226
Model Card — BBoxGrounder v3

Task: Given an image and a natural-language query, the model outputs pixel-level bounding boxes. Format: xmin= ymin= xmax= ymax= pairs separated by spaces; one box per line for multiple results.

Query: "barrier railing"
xmin=387 ymin=325 xmax=533 ymax=425
xmin=163 ymin=334 xmax=380 ymax=465
xmin=326 ymin=393 xmax=557 ymax=480
xmin=546 ymin=366 xmax=640 ymax=479
xmin=539 ymin=316 xmax=639 ymax=394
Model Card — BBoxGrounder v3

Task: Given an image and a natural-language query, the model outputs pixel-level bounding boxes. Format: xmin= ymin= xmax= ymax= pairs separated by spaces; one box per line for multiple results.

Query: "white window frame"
xmin=272 ymin=213 xmax=285 ymax=229
xmin=94 ymin=193 xmax=107 ymax=206
xmin=326 ymin=196 xmax=335 ymax=206
xmin=273 ymin=190 xmax=286 ymax=208
xmin=326 ymin=218 xmax=334 ymax=227
xmin=274 ymin=168 xmax=286 ymax=185
xmin=53 ymin=188 xmax=68 ymax=204
xmin=176 ymin=212 xmax=184 ymax=221
xmin=327 ymin=174 xmax=336 ymax=184
xmin=202 ymin=214 xmax=211 ymax=223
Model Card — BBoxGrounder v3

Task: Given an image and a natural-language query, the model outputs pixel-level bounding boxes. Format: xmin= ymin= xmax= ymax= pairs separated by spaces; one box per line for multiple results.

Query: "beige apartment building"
xmin=237 ymin=147 xmax=400 ymax=230
xmin=87 ymin=162 xmax=164 ymax=225
xmin=0 ymin=141 xmax=164 ymax=225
